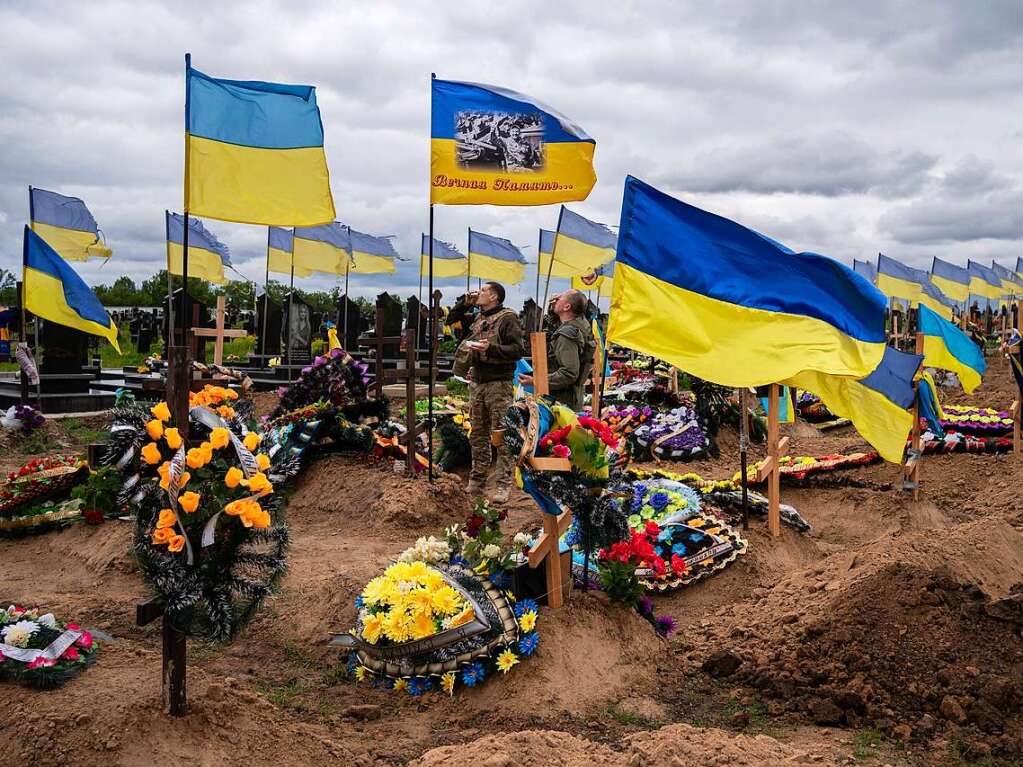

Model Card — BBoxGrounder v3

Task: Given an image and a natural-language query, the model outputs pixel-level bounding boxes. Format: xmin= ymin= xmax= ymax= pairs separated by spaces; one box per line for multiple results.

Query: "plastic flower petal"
xmin=243 ymin=432 xmax=261 ymax=451
xmin=156 ymin=508 xmax=177 ymax=529
xmin=441 ymin=671 xmax=456 ymax=696
xmin=150 ymin=401 xmax=171 ymax=422
xmin=496 ymin=648 xmax=519 ymax=674
xmin=145 ymin=419 xmax=164 ymax=440
xmin=209 ymin=427 xmax=230 ymax=450
xmin=256 ymin=453 xmax=271 ymax=471
xmin=152 ymin=527 xmax=174 ymax=545
xmin=140 ymin=442 xmax=162 ymax=465
xmin=178 ymin=491 xmax=201 ymax=514
xmin=224 ymin=467 xmax=243 ymax=489
xmin=168 ymin=534 xmax=186 ymax=553
xmin=163 ymin=428 xmax=182 ymax=450
xmin=518 ymin=610 xmax=537 ymax=633
xmin=186 ymin=448 xmax=207 ymax=470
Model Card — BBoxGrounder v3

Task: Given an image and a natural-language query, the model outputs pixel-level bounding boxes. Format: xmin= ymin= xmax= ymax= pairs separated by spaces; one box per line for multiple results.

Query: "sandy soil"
xmin=1 ymin=356 xmax=1021 ymax=766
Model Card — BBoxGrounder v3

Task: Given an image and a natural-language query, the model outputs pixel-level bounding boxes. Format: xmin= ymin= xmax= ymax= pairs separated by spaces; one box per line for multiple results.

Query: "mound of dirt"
xmin=689 ymin=519 xmax=1023 ymax=757
xmin=414 ymin=723 xmax=839 ymax=766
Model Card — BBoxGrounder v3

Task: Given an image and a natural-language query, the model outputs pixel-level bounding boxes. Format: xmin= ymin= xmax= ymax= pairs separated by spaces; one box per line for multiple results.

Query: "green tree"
xmin=0 ymin=267 xmax=19 ymax=306
xmin=221 ymin=279 xmax=255 ymax=317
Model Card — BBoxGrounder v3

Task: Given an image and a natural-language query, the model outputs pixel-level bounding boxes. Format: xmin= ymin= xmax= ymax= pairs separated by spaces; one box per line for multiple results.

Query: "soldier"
xmin=518 ymin=289 xmax=595 ymax=411
xmin=455 ymin=282 xmax=525 ymax=502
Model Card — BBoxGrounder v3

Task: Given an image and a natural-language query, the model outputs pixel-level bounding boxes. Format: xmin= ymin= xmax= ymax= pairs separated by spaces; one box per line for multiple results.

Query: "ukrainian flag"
xmin=876 ymin=254 xmax=924 ymax=306
xmin=29 ymin=187 xmax=111 ymax=262
xmin=349 ymin=228 xmax=398 ymax=274
xmin=931 ymin=256 xmax=970 ymax=303
xmin=547 ymin=207 xmax=617 ymax=277
xmin=853 ymin=259 xmax=877 ymax=284
xmin=468 ymin=230 xmax=526 ymax=284
xmin=186 ymin=56 xmax=335 ymax=226
xmin=1017 ymin=257 xmax=1023 ymax=281
xmin=786 ymin=346 xmax=921 ymax=463
xmin=918 ymin=303 xmax=986 ymax=394
xmin=757 ymin=385 xmax=794 ymax=423
xmin=536 ymin=228 xmax=573 ymax=278
xmin=918 ymin=280 xmax=956 ymax=321
xmin=22 ymin=226 xmax=119 ymax=352
xmin=166 ymin=211 xmax=229 ymax=285
xmin=267 ymin=227 xmax=313 ymax=278
xmin=293 ymin=223 xmax=351 ymax=276
xmin=572 ymin=260 xmax=615 ymax=298
xmin=607 ymin=176 xmax=887 ymax=388
xmin=991 ymin=261 xmax=1023 ymax=299
xmin=420 ymin=235 xmax=466 ymax=278
xmin=968 ymin=260 xmax=1003 ymax=300
xmin=431 ymin=78 xmax=596 ymax=206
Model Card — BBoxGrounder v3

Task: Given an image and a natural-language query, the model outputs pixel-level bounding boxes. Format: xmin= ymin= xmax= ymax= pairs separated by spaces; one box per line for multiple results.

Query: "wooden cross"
xmin=191 ymin=296 xmax=246 ymax=367
xmin=589 ymin=341 xmax=605 ymax=418
xmin=754 ymin=384 xmax=789 ymax=537
xmin=902 ymin=333 xmax=925 ymax=500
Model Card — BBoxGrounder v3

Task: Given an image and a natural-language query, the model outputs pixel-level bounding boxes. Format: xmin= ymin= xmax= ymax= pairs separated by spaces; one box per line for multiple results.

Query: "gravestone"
xmin=39 ymin=320 xmax=88 ymax=375
xmin=255 ymin=294 xmax=283 ymax=357
xmin=336 ymin=294 xmax=364 ymax=350
xmin=164 ymin=288 xmax=211 ymax=363
xmin=406 ymin=295 xmax=429 ymax=350
xmin=137 ymin=314 xmax=155 ymax=355
xmin=283 ymin=293 xmax=314 ymax=364
xmin=521 ymin=298 xmax=541 ymax=334
xmin=376 ymin=292 xmax=404 ymax=362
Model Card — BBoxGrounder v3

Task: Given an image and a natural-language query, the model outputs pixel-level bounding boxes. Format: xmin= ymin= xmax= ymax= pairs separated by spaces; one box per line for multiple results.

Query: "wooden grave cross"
xmin=191 ymin=296 xmax=247 ymax=368
xmin=754 ymin=383 xmax=790 ymax=537
xmin=496 ymin=331 xmax=575 ymax=607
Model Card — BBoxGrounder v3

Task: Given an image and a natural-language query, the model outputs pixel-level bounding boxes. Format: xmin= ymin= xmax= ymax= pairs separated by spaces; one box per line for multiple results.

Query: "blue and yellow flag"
xmin=535 ymin=228 xmax=573 ymax=278
xmin=785 ymin=345 xmax=921 ymax=463
xmin=267 ymin=227 xmax=313 ymax=278
xmin=757 ymin=385 xmax=794 ymax=423
xmin=1016 ymin=257 xmax=1023 ymax=281
xmin=420 ymin=235 xmax=466 ymax=278
xmin=349 ymin=228 xmax=398 ymax=274
xmin=991 ymin=261 xmax=1023 ymax=299
xmin=607 ymin=176 xmax=887 ymax=388
xmin=919 ymin=279 xmax=956 ymax=321
xmin=931 ymin=256 xmax=970 ymax=303
xmin=572 ymin=260 xmax=615 ymax=298
xmin=186 ymin=57 xmax=335 ymax=226
xmin=918 ymin=303 xmax=986 ymax=394
xmin=967 ymin=260 xmax=1003 ymax=300
xmin=853 ymin=259 xmax=877 ymax=284
xmin=468 ymin=230 xmax=526 ymax=284
xmin=166 ymin=211 xmax=229 ymax=285
xmin=29 ymin=188 xmax=112 ymax=262
xmin=430 ymin=78 xmax=596 ymax=206
xmin=23 ymin=226 xmax=119 ymax=352
xmin=876 ymin=254 xmax=953 ymax=320
xmin=541 ymin=207 xmax=617 ymax=278
xmin=293 ymin=223 xmax=351 ymax=276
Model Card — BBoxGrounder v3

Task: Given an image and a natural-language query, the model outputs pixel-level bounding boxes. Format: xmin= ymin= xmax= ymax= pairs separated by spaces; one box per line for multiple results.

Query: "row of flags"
xmin=861 ymin=252 xmax=1023 ymax=318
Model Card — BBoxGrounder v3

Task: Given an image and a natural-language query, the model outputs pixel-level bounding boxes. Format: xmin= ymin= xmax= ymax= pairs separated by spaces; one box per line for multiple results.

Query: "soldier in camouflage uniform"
xmin=518 ymin=290 xmax=595 ymax=411
xmin=456 ymin=282 xmax=525 ymax=501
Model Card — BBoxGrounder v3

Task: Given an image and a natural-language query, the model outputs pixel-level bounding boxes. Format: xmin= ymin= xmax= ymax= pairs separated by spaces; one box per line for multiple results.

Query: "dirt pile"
xmin=690 ymin=518 xmax=1023 ymax=757
xmin=414 ymin=723 xmax=841 ymax=766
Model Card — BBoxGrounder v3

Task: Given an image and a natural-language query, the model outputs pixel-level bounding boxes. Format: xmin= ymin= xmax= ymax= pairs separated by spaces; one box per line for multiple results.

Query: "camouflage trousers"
xmin=468 ymin=380 xmax=514 ymax=487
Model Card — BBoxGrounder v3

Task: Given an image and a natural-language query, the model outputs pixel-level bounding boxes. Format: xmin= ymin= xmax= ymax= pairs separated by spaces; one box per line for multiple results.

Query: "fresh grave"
xmin=0 ymin=604 xmax=98 ymax=688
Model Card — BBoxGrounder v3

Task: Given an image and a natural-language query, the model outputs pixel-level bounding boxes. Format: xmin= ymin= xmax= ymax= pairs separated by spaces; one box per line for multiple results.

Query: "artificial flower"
xmin=217 ymin=406 xmax=236 ymax=419
xmin=243 ymin=432 xmax=261 ymax=451
xmin=168 ymin=534 xmax=186 ymax=553
xmin=61 ymin=646 xmax=81 ymax=662
xmin=239 ymin=503 xmax=270 ymax=529
xmin=163 ymin=428 xmax=182 ymax=450
xmin=186 ymin=448 xmax=208 ymax=469
xmin=152 ymin=526 xmax=174 ymax=544
xmin=150 ymin=401 xmax=171 ymax=422
xmin=146 ymin=419 xmax=164 ymax=440
xmin=461 ymin=661 xmax=485 ymax=687
xmin=209 ymin=427 xmax=230 ymax=450
xmin=76 ymin=630 xmax=93 ymax=650
xmin=362 ymin=613 xmax=384 ymax=644
xmin=392 ymin=678 xmax=408 ymax=693
xmin=156 ymin=508 xmax=177 ymax=529
xmin=514 ymin=599 xmax=539 ymax=618
xmin=224 ymin=467 xmax=243 ymax=488
xmin=410 ymin=610 xmax=437 ymax=640
xmin=354 ymin=666 xmax=367 ymax=682
xmin=256 ymin=453 xmax=271 ymax=471
xmin=481 ymin=543 xmax=502 ymax=559
xmin=244 ymin=472 xmax=273 ymax=496
xmin=37 ymin=613 xmax=56 ymax=628
xmin=140 ymin=442 xmax=162 ymax=465
xmin=26 ymin=657 xmax=56 ymax=670
xmin=440 ymin=671 xmax=456 ymax=696
xmin=178 ymin=491 xmax=201 ymax=514
xmin=1 ymin=620 xmax=39 ymax=648
xmin=178 ymin=472 xmax=191 ymax=488
xmin=518 ymin=610 xmax=537 ymax=633
xmin=496 ymin=648 xmax=520 ymax=674
xmin=407 ymin=677 xmax=431 ymax=696
xmin=518 ymin=632 xmax=539 ymax=657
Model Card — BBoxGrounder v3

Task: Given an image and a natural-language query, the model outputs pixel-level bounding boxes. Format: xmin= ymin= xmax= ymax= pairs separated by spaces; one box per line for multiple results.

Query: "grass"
xmin=851 ymin=729 xmax=886 ymax=761
xmin=19 ymin=430 xmax=52 ymax=455
xmin=258 ymin=679 xmax=312 ymax=712
xmin=722 ymin=695 xmax=769 ymax=733
xmin=322 ymin=662 xmax=350 ymax=687
xmin=281 ymin=641 xmax=318 ymax=669
xmin=945 ymin=741 xmax=1023 ymax=767
xmin=60 ymin=417 xmax=108 ymax=444
xmin=607 ymin=706 xmax=660 ymax=729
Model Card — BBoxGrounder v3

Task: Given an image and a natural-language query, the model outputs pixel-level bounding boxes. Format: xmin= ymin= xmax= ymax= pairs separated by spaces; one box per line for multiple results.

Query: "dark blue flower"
xmin=408 ymin=676 xmax=431 ymax=696
xmin=514 ymin=599 xmax=539 ymax=618
xmin=633 ymin=482 xmax=648 ymax=497
xmin=354 ymin=595 xmax=364 ymax=609
xmin=518 ymin=632 xmax=539 ymax=657
xmin=488 ymin=570 xmax=511 ymax=590
xmin=648 ymin=492 xmax=671 ymax=511
xmin=462 ymin=661 xmax=486 ymax=687
xmin=450 ymin=555 xmax=470 ymax=568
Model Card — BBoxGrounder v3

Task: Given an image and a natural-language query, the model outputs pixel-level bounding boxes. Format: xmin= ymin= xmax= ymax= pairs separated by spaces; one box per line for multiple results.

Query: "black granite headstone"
xmin=39 ymin=320 xmax=88 ymax=375
xmin=406 ymin=295 xmax=429 ymax=349
xmin=336 ymin=294 xmax=364 ymax=350
xmin=255 ymin=294 xmax=283 ymax=357
xmin=521 ymin=298 xmax=541 ymax=333
xmin=376 ymin=292 xmax=403 ymax=362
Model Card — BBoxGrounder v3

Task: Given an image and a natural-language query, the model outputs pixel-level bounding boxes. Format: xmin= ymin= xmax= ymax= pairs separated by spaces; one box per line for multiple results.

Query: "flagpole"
xmin=466 ymin=228 xmax=471 ymax=294
xmin=261 ymin=228 xmax=270 ymax=359
xmin=427 ymin=73 xmax=438 ymax=482
xmin=165 ymin=212 xmax=175 ymax=348
xmin=181 ymin=54 xmax=192 ymax=350
xmin=26 ymin=186 xmax=42 ymax=409
xmin=343 ymin=256 xmax=350 ymax=345
xmin=286 ymin=253 xmax=295 ymax=382
xmin=541 ymin=208 xmax=563 ymax=320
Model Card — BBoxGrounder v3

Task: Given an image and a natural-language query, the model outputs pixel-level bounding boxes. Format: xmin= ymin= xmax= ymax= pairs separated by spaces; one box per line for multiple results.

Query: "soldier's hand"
xmin=475 ymin=339 xmax=490 ymax=353
xmin=518 ymin=373 xmax=533 ymax=386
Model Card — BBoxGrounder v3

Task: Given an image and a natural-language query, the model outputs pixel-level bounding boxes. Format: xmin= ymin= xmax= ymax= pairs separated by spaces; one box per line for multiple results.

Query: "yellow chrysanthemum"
xmin=496 ymin=649 xmax=519 ymax=674
xmin=518 ymin=611 xmax=537 ymax=632
xmin=407 ymin=588 xmax=436 ymax=617
xmin=384 ymin=561 xmax=414 ymax=582
xmin=440 ymin=671 xmax=456 ymax=697
xmin=361 ymin=613 xmax=384 ymax=645
xmin=354 ymin=666 xmax=367 ymax=682
xmin=383 ymin=610 xmax=412 ymax=643
xmin=392 ymin=678 xmax=408 ymax=692
xmin=447 ymin=604 xmax=475 ymax=629
xmin=431 ymin=586 xmax=464 ymax=616
xmin=362 ymin=576 xmax=396 ymax=607
xmin=410 ymin=610 xmax=437 ymax=640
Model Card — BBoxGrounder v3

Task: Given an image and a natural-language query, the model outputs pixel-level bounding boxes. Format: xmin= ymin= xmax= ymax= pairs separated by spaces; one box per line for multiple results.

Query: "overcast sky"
xmin=2 ymin=0 xmax=1021 ymax=309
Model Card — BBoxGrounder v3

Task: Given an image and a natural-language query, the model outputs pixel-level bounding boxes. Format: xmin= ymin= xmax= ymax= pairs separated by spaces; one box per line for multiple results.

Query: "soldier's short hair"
xmin=484 ymin=281 xmax=506 ymax=303
xmin=566 ymin=290 xmax=587 ymax=316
